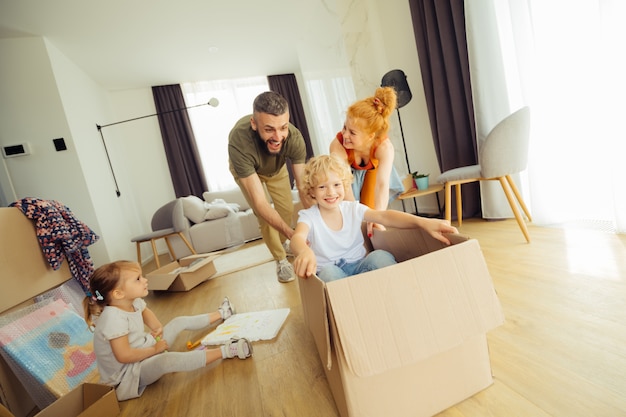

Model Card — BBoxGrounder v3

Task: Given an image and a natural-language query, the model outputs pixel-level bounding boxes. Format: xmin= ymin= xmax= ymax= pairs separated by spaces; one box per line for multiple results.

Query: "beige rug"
xmin=210 ymin=243 xmax=273 ymax=279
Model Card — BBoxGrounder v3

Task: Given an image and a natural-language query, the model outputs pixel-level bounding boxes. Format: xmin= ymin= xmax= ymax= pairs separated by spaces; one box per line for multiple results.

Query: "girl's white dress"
xmin=93 ymin=298 xmax=151 ymax=400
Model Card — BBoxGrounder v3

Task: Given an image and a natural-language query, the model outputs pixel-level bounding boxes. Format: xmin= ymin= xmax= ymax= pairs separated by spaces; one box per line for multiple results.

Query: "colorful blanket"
xmin=10 ymin=197 xmax=99 ymax=296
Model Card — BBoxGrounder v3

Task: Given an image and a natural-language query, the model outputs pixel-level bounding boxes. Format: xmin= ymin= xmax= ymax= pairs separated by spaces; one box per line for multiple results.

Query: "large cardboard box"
xmin=298 ymin=228 xmax=505 ymax=417
xmin=146 ymin=254 xmax=218 ymax=291
xmin=32 ymin=383 xmax=119 ymax=417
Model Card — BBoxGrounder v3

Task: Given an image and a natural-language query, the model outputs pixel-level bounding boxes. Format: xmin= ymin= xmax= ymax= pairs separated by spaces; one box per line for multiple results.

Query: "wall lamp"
xmin=96 ymin=98 xmax=219 ymax=197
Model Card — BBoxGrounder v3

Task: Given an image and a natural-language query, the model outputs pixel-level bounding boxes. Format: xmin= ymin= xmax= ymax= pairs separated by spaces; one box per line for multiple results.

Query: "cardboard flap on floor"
xmin=146 ymin=254 xmax=218 ymax=291
xmin=325 ymin=238 xmax=504 ymax=378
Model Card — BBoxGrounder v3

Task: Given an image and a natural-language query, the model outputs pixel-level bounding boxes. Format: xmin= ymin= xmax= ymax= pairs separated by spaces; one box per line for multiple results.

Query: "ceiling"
xmin=0 ymin=0 xmax=340 ymax=91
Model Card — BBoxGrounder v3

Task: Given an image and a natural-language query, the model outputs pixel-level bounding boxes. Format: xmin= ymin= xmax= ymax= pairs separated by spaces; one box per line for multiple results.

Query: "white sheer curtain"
xmin=182 ymin=77 xmax=269 ymax=191
xmin=303 ymin=72 xmax=356 ymax=156
xmin=466 ymin=0 xmax=626 ymax=233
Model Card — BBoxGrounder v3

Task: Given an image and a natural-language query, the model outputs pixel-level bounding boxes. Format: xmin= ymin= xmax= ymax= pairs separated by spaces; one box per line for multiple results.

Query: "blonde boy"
xmin=291 ymin=154 xmax=457 ymax=281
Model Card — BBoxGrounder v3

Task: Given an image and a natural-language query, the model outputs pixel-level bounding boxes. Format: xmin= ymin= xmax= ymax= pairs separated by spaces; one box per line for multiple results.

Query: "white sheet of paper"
xmin=201 ymin=308 xmax=290 ymax=345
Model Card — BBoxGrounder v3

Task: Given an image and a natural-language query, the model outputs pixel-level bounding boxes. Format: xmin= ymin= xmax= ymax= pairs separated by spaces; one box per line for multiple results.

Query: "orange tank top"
xmin=336 ymin=132 xmax=380 ymax=171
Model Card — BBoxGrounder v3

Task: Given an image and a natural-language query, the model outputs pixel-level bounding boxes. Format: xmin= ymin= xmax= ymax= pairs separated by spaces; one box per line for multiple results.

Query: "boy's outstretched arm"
xmin=365 ymin=209 xmax=458 ymax=245
xmin=291 ymin=222 xmax=317 ymax=278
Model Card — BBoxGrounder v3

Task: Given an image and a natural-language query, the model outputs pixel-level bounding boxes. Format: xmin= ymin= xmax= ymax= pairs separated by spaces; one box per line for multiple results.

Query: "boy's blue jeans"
xmin=317 ymin=249 xmax=397 ymax=282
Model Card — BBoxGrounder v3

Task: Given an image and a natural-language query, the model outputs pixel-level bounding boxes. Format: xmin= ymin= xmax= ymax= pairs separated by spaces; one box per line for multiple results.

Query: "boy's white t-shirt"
xmin=297 ymin=200 xmax=369 ymax=271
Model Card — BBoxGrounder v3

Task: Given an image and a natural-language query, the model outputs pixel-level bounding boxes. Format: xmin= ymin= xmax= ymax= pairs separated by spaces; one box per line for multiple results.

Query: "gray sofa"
xmin=167 ymin=188 xmax=263 ymax=258
xmin=160 ymin=187 xmax=300 ymax=259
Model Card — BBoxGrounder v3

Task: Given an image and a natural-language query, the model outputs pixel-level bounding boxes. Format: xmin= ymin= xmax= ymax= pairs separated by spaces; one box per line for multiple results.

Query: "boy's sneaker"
xmin=218 ymin=296 xmax=235 ymax=320
xmin=276 ymin=259 xmax=295 ymax=283
xmin=221 ymin=338 xmax=253 ymax=359
xmin=283 ymin=239 xmax=294 ymax=258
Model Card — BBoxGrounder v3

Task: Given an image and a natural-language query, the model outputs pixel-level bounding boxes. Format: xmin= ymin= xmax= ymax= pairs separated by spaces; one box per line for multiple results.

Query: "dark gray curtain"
xmin=267 ymin=74 xmax=315 ymax=187
xmin=409 ymin=0 xmax=481 ymax=219
xmin=152 ymin=84 xmax=207 ymax=198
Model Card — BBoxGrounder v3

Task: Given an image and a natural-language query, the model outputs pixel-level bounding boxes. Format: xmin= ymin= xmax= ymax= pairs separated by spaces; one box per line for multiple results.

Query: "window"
xmin=303 ymin=74 xmax=355 ymax=156
xmin=182 ymin=77 xmax=269 ymax=191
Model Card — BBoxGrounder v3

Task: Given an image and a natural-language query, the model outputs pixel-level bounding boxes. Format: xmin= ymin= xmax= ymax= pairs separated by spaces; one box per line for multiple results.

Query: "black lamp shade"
xmin=381 ymin=69 xmax=412 ymax=108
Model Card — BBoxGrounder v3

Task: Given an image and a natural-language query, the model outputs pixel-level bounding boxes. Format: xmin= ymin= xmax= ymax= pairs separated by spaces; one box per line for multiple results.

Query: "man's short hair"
xmin=253 ymin=91 xmax=289 ymax=116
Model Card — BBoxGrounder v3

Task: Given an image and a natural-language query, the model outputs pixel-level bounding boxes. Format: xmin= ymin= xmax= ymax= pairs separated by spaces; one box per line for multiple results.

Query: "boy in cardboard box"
xmin=292 ymin=154 xmax=457 ymax=281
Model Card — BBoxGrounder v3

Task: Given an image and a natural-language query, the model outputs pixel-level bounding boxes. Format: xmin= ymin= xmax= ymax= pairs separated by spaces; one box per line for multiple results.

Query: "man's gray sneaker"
xmin=276 ymin=259 xmax=295 ymax=283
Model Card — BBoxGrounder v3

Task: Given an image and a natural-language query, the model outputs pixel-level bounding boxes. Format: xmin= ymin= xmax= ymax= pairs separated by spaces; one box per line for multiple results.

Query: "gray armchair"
xmin=131 ymin=199 xmax=196 ymax=268
xmin=437 ymin=106 xmax=532 ymax=242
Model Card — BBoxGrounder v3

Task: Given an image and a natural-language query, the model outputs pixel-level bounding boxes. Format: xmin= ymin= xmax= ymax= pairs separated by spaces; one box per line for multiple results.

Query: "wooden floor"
xmin=120 ymin=219 xmax=626 ymax=417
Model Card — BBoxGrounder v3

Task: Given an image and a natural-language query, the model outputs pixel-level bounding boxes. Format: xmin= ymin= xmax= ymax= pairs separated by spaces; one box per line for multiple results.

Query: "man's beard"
xmin=266 ymin=143 xmax=283 ymax=155
xmin=259 ymin=136 xmax=284 ymax=155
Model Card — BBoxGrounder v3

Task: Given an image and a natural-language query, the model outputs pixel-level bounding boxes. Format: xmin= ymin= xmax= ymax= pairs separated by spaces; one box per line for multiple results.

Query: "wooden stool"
xmin=131 ymin=228 xmax=196 ymax=269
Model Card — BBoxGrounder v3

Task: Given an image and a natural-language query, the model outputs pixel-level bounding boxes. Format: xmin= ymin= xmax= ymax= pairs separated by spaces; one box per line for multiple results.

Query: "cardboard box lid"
xmin=325 ymin=239 xmax=504 ymax=378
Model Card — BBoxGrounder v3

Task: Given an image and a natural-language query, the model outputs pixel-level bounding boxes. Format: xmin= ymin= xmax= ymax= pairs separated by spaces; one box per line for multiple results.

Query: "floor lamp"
xmin=381 ymin=70 xmax=415 ymax=212
xmin=381 ymin=69 xmax=413 ymax=174
xmin=96 ymin=98 xmax=219 ymax=197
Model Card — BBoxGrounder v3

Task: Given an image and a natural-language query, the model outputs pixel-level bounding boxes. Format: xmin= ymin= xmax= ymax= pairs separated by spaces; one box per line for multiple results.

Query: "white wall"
xmin=0 ymin=37 xmax=113 ymax=262
xmin=0 ymin=38 xmax=76 ymax=203
xmin=46 ymin=39 xmax=166 ymax=263
xmin=103 ymin=87 xmax=177 ymax=260
xmin=0 ymin=37 xmax=174 ymax=265
xmin=0 ymin=1 xmax=442 ymax=270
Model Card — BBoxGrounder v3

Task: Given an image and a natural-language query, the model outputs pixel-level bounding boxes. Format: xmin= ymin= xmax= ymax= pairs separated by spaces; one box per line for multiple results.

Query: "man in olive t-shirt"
xmin=228 ymin=91 xmax=310 ymax=283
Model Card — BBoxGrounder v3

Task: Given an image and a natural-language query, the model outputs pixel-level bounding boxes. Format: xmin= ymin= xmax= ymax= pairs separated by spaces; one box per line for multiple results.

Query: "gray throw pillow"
xmin=204 ymin=199 xmax=240 ymax=220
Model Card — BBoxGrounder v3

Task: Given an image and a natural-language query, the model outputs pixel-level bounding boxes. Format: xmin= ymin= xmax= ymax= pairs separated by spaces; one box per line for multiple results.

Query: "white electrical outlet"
xmin=1 ymin=143 xmax=30 ymax=158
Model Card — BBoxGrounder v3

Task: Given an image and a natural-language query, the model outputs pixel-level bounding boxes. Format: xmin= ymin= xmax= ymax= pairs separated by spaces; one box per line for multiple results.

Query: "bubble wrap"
xmin=0 ymin=282 xmax=98 ymax=410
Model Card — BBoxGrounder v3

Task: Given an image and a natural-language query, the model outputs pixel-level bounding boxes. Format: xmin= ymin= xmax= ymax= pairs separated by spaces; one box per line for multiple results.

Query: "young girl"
xmin=291 ymin=154 xmax=457 ymax=282
xmin=82 ymin=260 xmax=252 ymax=401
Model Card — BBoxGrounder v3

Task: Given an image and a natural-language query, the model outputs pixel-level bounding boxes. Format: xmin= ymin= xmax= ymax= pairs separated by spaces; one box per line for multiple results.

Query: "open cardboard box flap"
xmin=179 ymin=254 xmax=220 ymax=268
xmin=298 ymin=271 xmax=333 ymax=369
xmin=146 ymin=254 xmax=219 ymax=291
xmin=302 ymin=228 xmax=504 ymax=378
xmin=33 ymin=383 xmax=119 ymax=417
xmin=369 ymin=226 xmax=471 ymax=262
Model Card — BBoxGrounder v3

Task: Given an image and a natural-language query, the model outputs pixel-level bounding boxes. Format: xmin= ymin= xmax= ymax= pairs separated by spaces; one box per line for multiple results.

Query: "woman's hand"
xmin=366 ymin=221 xmax=386 ymax=238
